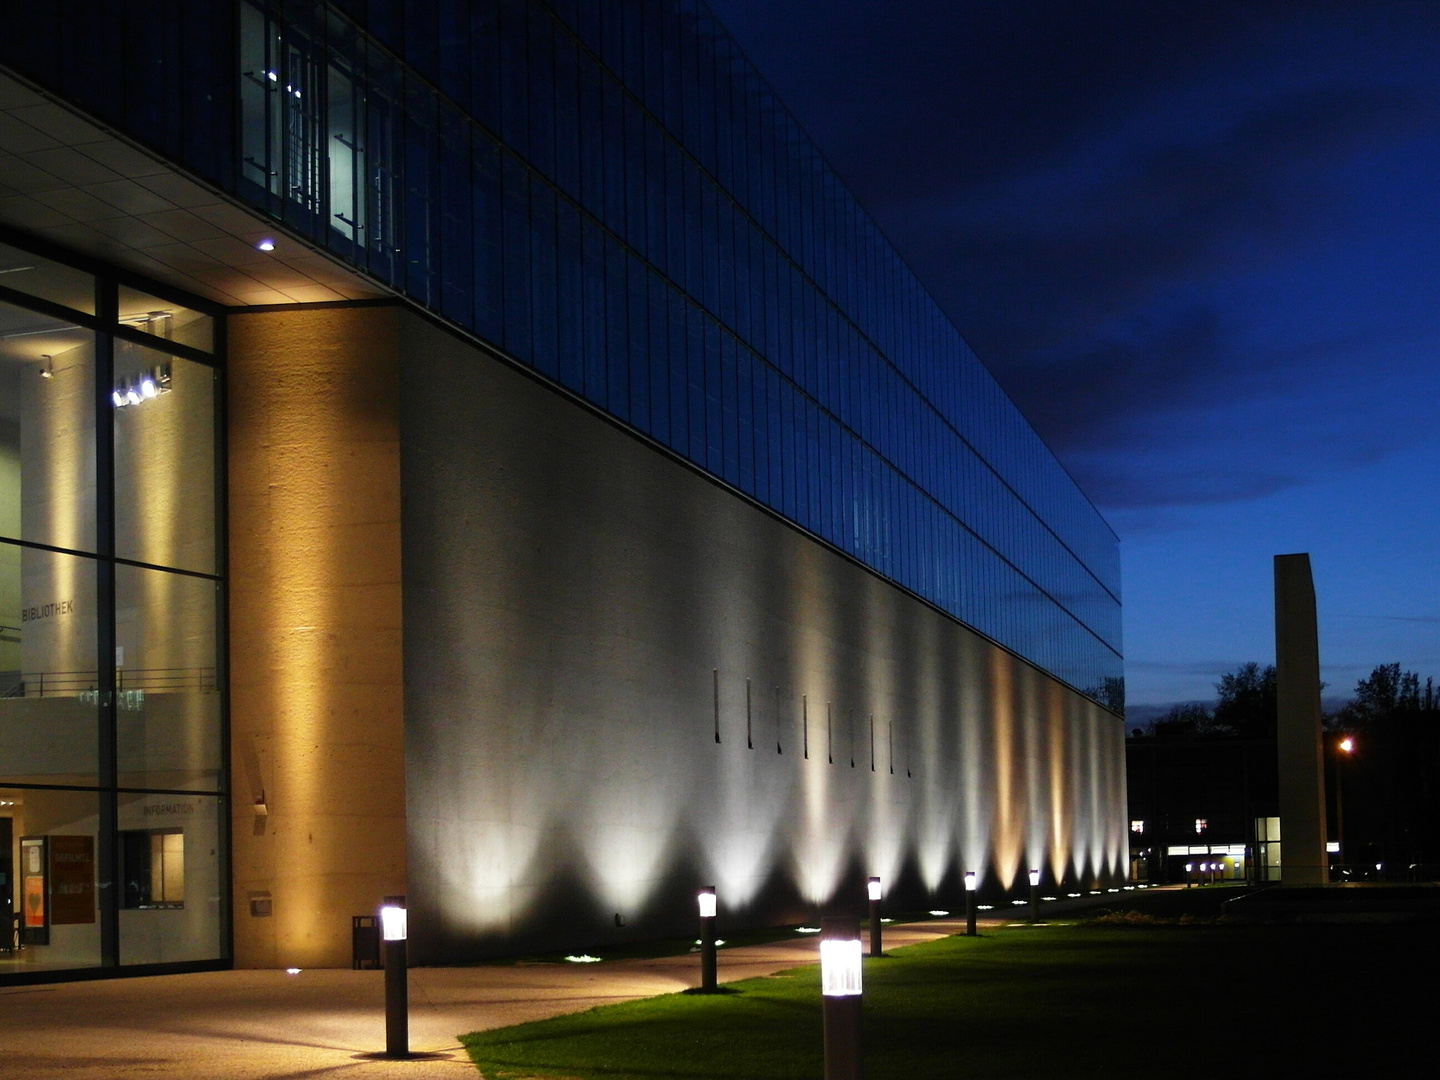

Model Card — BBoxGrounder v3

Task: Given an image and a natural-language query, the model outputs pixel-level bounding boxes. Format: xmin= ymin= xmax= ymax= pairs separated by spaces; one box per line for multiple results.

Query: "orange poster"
xmin=23 ymin=874 xmax=44 ymax=928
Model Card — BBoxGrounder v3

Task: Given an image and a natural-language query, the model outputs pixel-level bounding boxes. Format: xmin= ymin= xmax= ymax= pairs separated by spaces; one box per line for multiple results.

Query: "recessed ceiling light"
xmin=256 ymin=239 xmax=276 ymax=252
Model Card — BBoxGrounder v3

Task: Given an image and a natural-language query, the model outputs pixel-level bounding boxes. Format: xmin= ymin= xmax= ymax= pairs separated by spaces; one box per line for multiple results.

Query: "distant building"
xmin=1 ymin=1 xmax=1125 ymax=982
xmin=1125 ymin=727 xmax=1278 ymax=883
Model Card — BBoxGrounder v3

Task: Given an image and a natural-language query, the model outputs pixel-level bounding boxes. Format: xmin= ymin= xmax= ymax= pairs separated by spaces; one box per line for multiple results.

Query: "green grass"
xmin=462 ymin=910 xmax=1440 ymax=1079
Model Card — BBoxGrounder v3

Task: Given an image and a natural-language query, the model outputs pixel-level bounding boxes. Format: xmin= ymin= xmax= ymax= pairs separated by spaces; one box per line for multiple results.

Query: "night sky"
xmin=709 ymin=0 xmax=1440 ymax=714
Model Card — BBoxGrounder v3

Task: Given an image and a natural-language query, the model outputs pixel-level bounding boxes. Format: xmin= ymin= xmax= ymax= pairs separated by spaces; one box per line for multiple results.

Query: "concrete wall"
xmin=398 ymin=314 xmax=1127 ymax=963
xmin=227 ymin=305 xmax=407 ymax=969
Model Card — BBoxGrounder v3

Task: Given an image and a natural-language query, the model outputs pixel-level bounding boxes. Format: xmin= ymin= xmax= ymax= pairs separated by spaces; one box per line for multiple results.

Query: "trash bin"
xmin=352 ymin=915 xmax=380 ymax=969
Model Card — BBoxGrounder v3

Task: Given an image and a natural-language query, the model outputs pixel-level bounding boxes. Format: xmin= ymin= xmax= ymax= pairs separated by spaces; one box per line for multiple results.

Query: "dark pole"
xmin=821 ymin=916 xmax=863 ymax=1080
xmin=381 ymin=895 xmax=408 ymax=1059
xmin=1336 ymin=759 xmax=1345 ymax=865
xmin=1028 ymin=869 xmax=1040 ymax=924
xmin=867 ymin=877 xmax=881 ymax=957
xmin=964 ymin=872 xmax=977 ymax=936
xmin=699 ymin=886 xmax=717 ymax=992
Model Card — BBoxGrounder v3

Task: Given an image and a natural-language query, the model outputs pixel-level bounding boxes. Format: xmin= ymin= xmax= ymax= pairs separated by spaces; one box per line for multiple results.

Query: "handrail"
xmin=0 ymin=667 xmax=217 ymax=698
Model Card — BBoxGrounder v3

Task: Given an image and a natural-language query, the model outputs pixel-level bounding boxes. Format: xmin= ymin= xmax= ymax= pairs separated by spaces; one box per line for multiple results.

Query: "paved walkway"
xmin=0 ymin=892 xmax=1152 ymax=1080
xmin=0 ymin=919 xmax=981 ymax=1080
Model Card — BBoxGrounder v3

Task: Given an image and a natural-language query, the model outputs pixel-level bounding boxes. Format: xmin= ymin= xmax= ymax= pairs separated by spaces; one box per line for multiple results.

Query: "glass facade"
xmin=0 ymin=235 xmax=226 ymax=978
xmin=0 ymin=1 xmax=1120 ymax=703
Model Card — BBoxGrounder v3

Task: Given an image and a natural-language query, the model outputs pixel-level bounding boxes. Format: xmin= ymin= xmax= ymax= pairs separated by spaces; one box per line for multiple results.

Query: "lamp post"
xmin=821 ymin=916 xmax=863 ymax=1080
xmin=964 ymin=871 xmax=978 ymax=936
xmin=1335 ymin=736 xmax=1354 ymax=868
xmin=866 ymin=877 xmax=882 ymax=957
xmin=1028 ymin=869 xmax=1041 ymax=923
xmin=380 ymin=896 xmax=408 ymax=1059
xmin=698 ymin=886 xmax=717 ymax=993
xmin=1185 ymin=862 xmax=1194 ymax=888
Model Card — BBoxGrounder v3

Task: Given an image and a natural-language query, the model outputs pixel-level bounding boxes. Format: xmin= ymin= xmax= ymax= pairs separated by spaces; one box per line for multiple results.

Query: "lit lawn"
xmin=461 ymin=915 xmax=1439 ymax=1079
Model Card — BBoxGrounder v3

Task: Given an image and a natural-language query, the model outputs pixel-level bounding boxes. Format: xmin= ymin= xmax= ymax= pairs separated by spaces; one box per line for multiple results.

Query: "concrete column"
xmin=227 ymin=304 xmax=407 ymax=967
xmin=1274 ymin=553 xmax=1327 ymax=885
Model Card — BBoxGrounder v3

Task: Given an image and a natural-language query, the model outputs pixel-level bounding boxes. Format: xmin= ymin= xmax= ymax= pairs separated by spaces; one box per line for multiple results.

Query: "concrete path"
xmin=0 ymin=890 xmax=1157 ymax=1080
xmin=0 ymin=918 xmax=980 ymax=1080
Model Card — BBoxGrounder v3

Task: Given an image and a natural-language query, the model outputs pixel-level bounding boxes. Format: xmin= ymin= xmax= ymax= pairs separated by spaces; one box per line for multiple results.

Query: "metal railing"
xmin=0 ymin=667 xmax=217 ymax=698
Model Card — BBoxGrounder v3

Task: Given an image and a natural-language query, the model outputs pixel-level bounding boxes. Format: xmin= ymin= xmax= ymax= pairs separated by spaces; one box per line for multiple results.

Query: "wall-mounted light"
xmin=112 ymin=363 xmax=172 ymax=408
xmin=39 ymin=355 xmax=52 ymax=379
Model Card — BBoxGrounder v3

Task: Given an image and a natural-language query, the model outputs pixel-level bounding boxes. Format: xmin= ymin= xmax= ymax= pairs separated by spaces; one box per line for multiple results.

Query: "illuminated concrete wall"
xmin=227 ymin=305 xmax=407 ymax=969
xmin=398 ymin=315 xmax=1128 ymax=963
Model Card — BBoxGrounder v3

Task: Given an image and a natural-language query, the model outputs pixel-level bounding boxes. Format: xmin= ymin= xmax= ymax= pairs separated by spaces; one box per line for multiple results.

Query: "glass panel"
xmin=0 ymin=544 xmax=98 ymax=787
xmin=0 ymin=301 xmax=96 ymax=553
xmin=112 ymin=343 xmax=216 ymax=575
xmin=117 ymin=286 xmax=214 ymax=353
xmin=118 ymin=792 xmax=224 ymax=965
xmin=114 ymin=565 xmax=221 ymax=792
xmin=0 ymin=787 xmax=101 ymax=974
xmin=0 ymin=242 xmax=95 ymax=315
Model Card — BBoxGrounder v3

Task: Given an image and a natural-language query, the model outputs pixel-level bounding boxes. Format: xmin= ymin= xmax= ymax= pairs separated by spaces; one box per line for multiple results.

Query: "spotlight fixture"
xmin=40 ymin=355 xmax=53 ymax=379
xmin=112 ymin=363 xmax=172 ymax=408
xmin=256 ymin=238 xmax=277 ymax=252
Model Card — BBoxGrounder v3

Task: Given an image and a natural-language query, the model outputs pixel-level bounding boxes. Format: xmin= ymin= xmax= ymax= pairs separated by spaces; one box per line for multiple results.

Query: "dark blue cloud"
xmin=709 ymin=0 xmax=1440 ymax=514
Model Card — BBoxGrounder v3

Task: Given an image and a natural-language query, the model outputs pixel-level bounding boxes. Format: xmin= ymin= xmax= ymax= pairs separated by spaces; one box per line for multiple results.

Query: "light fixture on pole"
xmin=379 ymin=895 xmax=409 ymax=1058
xmin=866 ymin=876 xmax=882 ymax=957
xmin=698 ymin=886 xmax=718 ymax=993
xmin=964 ymin=871 xmax=978 ymax=936
xmin=1335 ymin=736 xmax=1354 ymax=866
xmin=1028 ymin=868 xmax=1041 ymax=923
xmin=820 ymin=916 xmax=863 ymax=1080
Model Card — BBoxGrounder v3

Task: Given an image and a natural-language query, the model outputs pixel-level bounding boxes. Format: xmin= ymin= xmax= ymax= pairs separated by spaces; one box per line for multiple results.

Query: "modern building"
xmin=0 ymin=0 xmax=1125 ymax=982
xmin=1124 ymin=727 xmax=1278 ymax=884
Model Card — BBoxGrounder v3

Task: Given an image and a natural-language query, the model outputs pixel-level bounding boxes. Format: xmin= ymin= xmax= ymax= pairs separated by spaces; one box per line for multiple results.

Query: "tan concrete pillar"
xmin=1275 ymin=553 xmax=1327 ymax=885
xmin=227 ymin=304 xmax=407 ymax=968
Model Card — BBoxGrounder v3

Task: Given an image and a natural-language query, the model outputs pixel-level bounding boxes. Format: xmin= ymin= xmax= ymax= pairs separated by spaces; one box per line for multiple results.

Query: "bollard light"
xmin=820 ymin=937 xmax=863 ymax=996
xmin=1027 ymin=869 xmax=1041 ymax=923
xmin=866 ymin=876 xmax=883 ymax=957
xmin=380 ymin=901 xmax=408 ymax=941
xmin=821 ymin=916 xmax=863 ymax=1080
xmin=380 ymin=895 xmax=409 ymax=1059
xmin=698 ymin=886 xmax=718 ymax=993
xmin=965 ymin=871 xmax=978 ymax=936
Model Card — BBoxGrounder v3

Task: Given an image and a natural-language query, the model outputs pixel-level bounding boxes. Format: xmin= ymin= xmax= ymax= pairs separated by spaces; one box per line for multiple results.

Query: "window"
xmin=120 ymin=829 xmax=184 ymax=909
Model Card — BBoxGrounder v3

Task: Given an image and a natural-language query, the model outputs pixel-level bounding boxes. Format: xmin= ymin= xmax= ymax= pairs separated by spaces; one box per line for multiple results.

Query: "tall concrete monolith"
xmin=1274 ymin=553 xmax=1328 ymax=884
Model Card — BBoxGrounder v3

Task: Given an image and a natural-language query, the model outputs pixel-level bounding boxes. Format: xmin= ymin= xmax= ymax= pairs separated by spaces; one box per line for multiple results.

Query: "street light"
xmin=821 ymin=916 xmax=863 ymax=1080
xmin=867 ymin=877 xmax=882 ymax=957
xmin=1028 ymin=869 xmax=1041 ymax=923
xmin=380 ymin=895 xmax=408 ymax=1059
xmin=698 ymin=886 xmax=718 ymax=992
xmin=964 ymin=871 xmax=978 ymax=936
xmin=1334 ymin=736 xmax=1354 ymax=868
